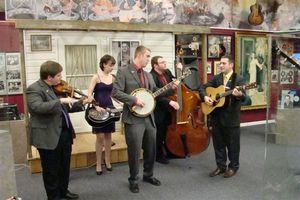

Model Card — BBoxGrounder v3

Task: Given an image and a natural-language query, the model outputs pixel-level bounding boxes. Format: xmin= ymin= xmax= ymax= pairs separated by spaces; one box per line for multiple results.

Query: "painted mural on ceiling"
xmin=4 ymin=0 xmax=300 ymax=31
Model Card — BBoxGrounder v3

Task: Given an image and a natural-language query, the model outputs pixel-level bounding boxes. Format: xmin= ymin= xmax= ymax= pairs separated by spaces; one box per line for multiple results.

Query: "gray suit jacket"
xmin=26 ymin=79 xmax=83 ymax=150
xmin=112 ymin=64 xmax=157 ymax=126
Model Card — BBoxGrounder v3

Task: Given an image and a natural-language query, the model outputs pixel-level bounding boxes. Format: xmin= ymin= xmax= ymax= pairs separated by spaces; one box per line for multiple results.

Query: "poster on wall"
xmin=0 ymin=53 xmax=6 ymax=95
xmin=111 ymin=40 xmax=140 ymax=69
xmin=5 ymin=53 xmax=22 ymax=95
xmin=235 ymin=33 xmax=268 ymax=109
xmin=280 ymin=68 xmax=294 ymax=84
xmin=5 ymin=0 xmax=148 ymax=22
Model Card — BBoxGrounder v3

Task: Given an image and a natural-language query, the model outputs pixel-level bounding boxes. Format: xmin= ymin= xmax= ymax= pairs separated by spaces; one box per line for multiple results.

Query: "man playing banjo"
xmin=112 ymin=45 xmax=180 ymax=193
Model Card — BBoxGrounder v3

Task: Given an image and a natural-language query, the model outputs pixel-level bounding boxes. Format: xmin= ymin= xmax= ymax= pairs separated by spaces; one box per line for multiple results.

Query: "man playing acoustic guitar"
xmin=199 ymin=55 xmax=245 ymax=178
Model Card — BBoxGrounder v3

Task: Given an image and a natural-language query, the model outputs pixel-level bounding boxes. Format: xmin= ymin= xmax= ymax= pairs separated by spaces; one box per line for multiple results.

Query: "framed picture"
xmin=0 ymin=53 xmax=6 ymax=95
xmin=213 ymin=61 xmax=221 ymax=75
xmin=235 ymin=33 xmax=268 ymax=110
xmin=6 ymin=53 xmax=22 ymax=95
xmin=111 ymin=40 xmax=140 ymax=69
xmin=208 ymin=35 xmax=232 ymax=59
xmin=271 ymin=70 xmax=279 ymax=83
xmin=31 ymin=35 xmax=52 ymax=51
xmin=280 ymin=69 xmax=294 ymax=84
xmin=207 ymin=61 xmax=212 ymax=74
xmin=280 ymin=90 xmax=294 ymax=109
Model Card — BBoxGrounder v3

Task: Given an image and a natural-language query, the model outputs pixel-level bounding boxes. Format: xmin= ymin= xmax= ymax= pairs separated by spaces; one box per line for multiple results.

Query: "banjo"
xmin=130 ymin=69 xmax=191 ymax=117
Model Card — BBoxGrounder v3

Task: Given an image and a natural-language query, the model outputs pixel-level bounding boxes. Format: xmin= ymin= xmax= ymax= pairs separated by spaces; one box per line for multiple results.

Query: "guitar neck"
xmin=219 ymin=89 xmax=233 ymax=98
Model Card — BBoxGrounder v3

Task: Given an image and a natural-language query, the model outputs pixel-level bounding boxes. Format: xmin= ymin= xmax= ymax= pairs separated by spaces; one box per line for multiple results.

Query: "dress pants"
xmin=211 ymin=124 xmax=240 ymax=171
xmin=124 ymin=117 xmax=156 ymax=184
xmin=155 ymin=121 xmax=168 ymax=159
xmin=38 ymin=127 xmax=72 ymax=200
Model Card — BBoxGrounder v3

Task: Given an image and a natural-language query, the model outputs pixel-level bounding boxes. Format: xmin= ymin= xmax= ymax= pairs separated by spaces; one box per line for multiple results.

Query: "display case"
xmin=264 ymin=36 xmax=300 ymax=199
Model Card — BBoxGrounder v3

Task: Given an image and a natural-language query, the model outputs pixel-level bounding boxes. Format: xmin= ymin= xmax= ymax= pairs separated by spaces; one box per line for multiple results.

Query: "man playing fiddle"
xmin=26 ymin=60 xmax=88 ymax=200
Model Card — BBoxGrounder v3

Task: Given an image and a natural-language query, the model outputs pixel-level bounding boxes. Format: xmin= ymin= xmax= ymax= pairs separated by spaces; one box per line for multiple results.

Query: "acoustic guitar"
xmin=248 ymin=1 xmax=264 ymax=25
xmin=201 ymin=82 xmax=257 ymax=115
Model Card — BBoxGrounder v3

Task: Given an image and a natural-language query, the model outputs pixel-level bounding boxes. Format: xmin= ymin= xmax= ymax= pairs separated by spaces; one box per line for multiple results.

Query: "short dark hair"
xmin=99 ymin=54 xmax=116 ymax=71
xmin=221 ymin=55 xmax=234 ymax=64
xmin=40 ymin=61 xmax=63 ymax=80
xmin=151 ymin=56 xmax=163 ymax=68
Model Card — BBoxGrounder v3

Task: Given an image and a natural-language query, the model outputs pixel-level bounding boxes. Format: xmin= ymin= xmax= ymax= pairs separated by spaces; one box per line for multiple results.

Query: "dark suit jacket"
xmin=26 ymin=79 xmax=84 ymax=150
xmin=199 ymin=73 xmax=245 ymax=127
xmin=150 ymin=69 xmax=175 ymax=124
xmin=112 ymin=64 xmax=157 ymax=126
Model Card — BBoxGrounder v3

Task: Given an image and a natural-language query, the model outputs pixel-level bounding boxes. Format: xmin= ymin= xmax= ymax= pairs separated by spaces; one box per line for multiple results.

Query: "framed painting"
xmin=207 ymin=61 xmax=212 ymax=74
xmin=235 ymin=33 xmax=269 ymax=110
xmin=207 ymin=35 xmax=232 ymax=59
xmin=31 ymin=35 xmax=52 ymax=51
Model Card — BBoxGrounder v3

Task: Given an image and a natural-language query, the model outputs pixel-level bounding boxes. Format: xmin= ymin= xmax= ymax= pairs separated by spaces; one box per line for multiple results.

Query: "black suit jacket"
xmin=199 ymin=73 xmax=245 ymax=127
xmin=150 ymin=69 xmax=175 ymax=124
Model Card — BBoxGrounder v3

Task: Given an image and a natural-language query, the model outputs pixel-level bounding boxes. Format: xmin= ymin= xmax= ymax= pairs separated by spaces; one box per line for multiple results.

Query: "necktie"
xmin=224 ymin=75 xmax=228 ymax=86
xmin=61 ymin=105 xmax=70 ymax=128
xmin=159 ymin=73 xmax=168 ymax=86
xmin=137 ymin=69 xmax=145 ymax=88
xmin=51 ymin=86 xmax=70 ymax=128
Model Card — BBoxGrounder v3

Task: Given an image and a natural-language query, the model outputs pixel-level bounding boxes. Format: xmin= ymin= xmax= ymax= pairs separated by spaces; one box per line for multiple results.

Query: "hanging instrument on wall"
xmin=248 ymin=1 xmax=264 ymax=25
xmin=130 ymin=68 xmax=191 ymax=117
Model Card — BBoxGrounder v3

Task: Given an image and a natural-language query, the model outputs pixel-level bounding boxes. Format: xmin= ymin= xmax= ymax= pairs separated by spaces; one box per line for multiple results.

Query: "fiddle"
xmin=53 ymin=80 xmax=87 ymax=98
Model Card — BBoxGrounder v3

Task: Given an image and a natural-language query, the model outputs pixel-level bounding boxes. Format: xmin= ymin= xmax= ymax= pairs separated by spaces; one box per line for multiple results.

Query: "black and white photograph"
xmin=0 ymin=80 xmax=6 ymax=95
xmin=6 ymin=53 xmax=20 ymax=66
xmin=7 ymin=69 xmax=21 ymax=80
xmin=111 ymin=40 xmax=140 ymax=69
xmin=0 ymin=53 xmax=5 ymax=66
xmin=280 ymin=90 xmax=294 ymax=109
xmin=7 ymin=80 xmax=22 ymax=94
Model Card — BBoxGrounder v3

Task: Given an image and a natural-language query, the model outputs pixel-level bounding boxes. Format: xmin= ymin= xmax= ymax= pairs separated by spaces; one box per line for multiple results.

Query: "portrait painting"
xmin=235 ymin=33 xmax=268 ymax=109
xmin=111 ymin=40 xmax=140 ymax=69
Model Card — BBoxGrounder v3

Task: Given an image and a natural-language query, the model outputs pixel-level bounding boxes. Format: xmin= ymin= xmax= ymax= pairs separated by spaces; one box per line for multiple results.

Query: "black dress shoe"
xmin=61 ymin=191 xmax=79 ymax=199
xmin=129 ymin=182 xmax=139 ymax=193
xmin=209 ymin=168 xmax=226 ymax=177
xmin=224 ymin=168 xmax=237 ymax=178
xmin=156 ymin=157 xmax=169 ymax=164
xmin=143 ymin=176 xmax=161 ymax=186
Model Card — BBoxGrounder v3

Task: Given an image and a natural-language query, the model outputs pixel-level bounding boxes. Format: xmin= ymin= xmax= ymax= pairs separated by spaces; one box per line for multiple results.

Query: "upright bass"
xmin=165 ymin=68 xmax=210 ymax=157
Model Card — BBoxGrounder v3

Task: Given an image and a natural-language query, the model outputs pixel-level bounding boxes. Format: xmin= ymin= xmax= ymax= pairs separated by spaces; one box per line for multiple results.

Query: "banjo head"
xmin=131 ymin=88 xmax=155 ymax=117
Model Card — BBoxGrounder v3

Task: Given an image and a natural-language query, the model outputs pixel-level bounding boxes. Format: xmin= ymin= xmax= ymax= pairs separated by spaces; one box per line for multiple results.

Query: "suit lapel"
xmin=129 ymin=65 xmax=143 ymax=88
xmin=38 ymin=79 xmax=57 ymax=100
